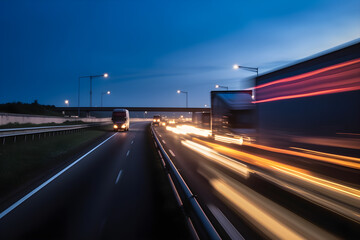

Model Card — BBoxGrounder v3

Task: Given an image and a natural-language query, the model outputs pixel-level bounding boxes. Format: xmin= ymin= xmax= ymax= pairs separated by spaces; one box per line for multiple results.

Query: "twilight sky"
xmin=0 ymin=0 xmax=359 ymax=107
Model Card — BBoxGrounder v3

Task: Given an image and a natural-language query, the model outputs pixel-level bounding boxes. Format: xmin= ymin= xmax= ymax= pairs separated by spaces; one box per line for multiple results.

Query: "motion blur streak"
xmin=193 ymin=139 xmax=360 ymax=206
xmin=214 ymin=135 xmax=244 ymax=145
xmin=200 ymin=165 xmax=337 ymax=240
xmin=166 ymin=125 xmax=211 ymax=137
xmin=254 ymin=58 xmax=360 ymax=103
xmin=290 ymin=147 xmax=360 ymax=163
xmin=181 ymin=140 xmax=249 ymax=178
xmin=242 ymin=142 xmax=360 ymax=169
xmin=255 ymin=58 xmax=360 ymax=89
xmin=255 ymin=59 xmax=360 ymax=89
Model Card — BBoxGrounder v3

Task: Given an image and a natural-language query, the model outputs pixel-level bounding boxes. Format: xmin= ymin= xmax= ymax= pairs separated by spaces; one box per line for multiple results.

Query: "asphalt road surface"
xmin=0 ymin=121 xmax=162 ymax=240
xmin=1 ymin=121 xmax=359 ymax=240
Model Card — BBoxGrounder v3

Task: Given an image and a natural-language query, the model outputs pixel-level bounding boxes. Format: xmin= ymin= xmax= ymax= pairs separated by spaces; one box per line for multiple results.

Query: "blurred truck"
xmin=210 ymin=90 xmax=256 ymax=142
xmin=192 ymin=112 xmax=210 ymax=129
xmin=153 ymin=115 xmax=161 ymax=126
xmin=254 ymin=41 xmax=360 ymax=155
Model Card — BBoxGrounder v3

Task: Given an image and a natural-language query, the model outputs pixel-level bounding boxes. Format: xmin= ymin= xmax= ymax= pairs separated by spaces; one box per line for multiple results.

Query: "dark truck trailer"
xmin=254 ymin=41 xmax=360 ymax=155
xmin=211 ymin=90 xmax=256 ymax=141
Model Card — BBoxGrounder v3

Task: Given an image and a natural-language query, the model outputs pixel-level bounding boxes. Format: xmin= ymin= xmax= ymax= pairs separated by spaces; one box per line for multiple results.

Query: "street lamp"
xmin=233 ymin=64 xmax=258 ymax=100
xmin=78 ymin=73 xmax=108 ymax=116
xmin=101 ymin=91 xmax=110 ymax=107
xmin=233 ymin=64 xmax=258 ymax=76
xmin=215 ymin=84 xmax=229 ymax=90
xmin=101 ymin=90 xmax=111 ymax=107
xmin=65 ymin=99 xmax=69 ymax=107
xmin=177 ymin=90 xmax=188 ymax=108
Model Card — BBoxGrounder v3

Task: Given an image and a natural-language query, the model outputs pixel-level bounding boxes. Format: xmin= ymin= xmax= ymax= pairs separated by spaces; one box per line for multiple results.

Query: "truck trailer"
xmin=254 ymin=41 xmax=360 ymax=156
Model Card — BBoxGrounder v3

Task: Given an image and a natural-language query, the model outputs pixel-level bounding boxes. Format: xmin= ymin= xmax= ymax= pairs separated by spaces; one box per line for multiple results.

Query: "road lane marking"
xmin=169 ymin=149 xmax=176 ymax=157
xmin=159 ymin=134 xmax=162 ymax=137
xmin=131 ymin=140 xmax=134 ymax=144
xmin=162 ymin=140 xmax=166 ymax=144
xmin=0 ymin=133 xmax=117 ymax=220
xmin=208 ymin=204 xmax=245 ymax=240
xmin=115 ymin=170 xmax=123 ymax=184
xmin=126 ymin=150 xmax=130 ymax=157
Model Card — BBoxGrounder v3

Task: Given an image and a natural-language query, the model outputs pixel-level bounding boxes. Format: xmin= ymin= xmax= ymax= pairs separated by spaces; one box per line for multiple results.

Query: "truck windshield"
xmin=112 ymin=112 xmax=127 ymax=121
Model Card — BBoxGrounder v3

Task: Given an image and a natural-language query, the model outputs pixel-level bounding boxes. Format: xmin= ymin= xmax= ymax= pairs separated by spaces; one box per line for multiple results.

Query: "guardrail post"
xmin=2 ymin=137 xmax=5 ymax=145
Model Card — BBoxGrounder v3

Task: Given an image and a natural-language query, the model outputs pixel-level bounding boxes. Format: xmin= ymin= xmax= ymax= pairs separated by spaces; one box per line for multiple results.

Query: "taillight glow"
xmin=254 ymin=58 xmax=360 ymax=104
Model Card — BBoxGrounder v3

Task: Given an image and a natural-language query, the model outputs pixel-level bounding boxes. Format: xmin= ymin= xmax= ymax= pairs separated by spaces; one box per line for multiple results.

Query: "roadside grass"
xmin=146 ymin=125 xmax=191 ymax=239
xmin=0 ymin=125 xmax=112 ymax=198
xmin=0 ymin=120 xmax=86 ymax=129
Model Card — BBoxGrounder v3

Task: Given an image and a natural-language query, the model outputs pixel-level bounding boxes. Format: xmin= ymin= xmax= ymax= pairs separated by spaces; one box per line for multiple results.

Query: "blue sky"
xmin=0 ymin=0 xmax=359 ymax=107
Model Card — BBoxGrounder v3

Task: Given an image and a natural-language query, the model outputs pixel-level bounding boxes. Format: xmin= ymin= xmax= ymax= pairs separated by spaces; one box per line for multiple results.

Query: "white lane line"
xmin=0 ymin=133 xmax=118 ymax=220
xmin=169 ymin=149 xmax=176 ymax=157
xmin=126 ymin=150 xmax=130 ymax=157
xmin=131 ymin=140 xmax=134 ymax=144
xmin=162 ymin=140 xmax=166 ymax=144
xmin=159 ymin=134 xmax=162 ymax=137
xmin=115 ymin=170 xmax=123 ymax=184
xmin=208 ymin=204 xmax=245 ymax=240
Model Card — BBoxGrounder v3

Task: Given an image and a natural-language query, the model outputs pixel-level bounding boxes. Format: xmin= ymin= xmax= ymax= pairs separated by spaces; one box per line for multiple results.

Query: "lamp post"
xmin=78 ymin=73 xmax=108 ymax=117
xmin=101 ymin=90 xmax=111 ymax=107
xmin=233 ymin=64 xmax=258 ymax=100
xmin=233 ymin=64 xmax=258 ymax=77
xmin=177 ymin=90 xmax=188 ymax=108
xmin=215 ymin=84 xmax=229 ymax=90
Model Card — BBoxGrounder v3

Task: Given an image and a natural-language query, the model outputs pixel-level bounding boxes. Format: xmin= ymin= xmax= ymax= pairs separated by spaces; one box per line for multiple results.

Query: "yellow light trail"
xmin=243 ymin=142 xmax=360 ymax=170
xmin=193 ymin=138 xmax=360 ymax=201
xmin=199 ymin=165 xmax=338 ymax=240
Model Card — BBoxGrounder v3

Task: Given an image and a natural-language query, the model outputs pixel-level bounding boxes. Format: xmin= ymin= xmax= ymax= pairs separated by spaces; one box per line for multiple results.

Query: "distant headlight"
xmin=161 ymin=122 xmax=166 ymax=126
xmin=153 ymin=119 xmax=156 ymax=122
xmin=157 ymin=119 xmax=160 ymax=122
xmin=113 ymin=124 xmax=118 ymax=129
xmin=121 ymin=124 xmax=126 ymax=128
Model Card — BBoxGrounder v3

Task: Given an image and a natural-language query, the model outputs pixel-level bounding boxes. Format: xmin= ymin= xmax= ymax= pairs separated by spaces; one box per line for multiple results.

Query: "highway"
xmin=154 ymin=124 xmax=360 ymax=240
xmin=0 ymin=121 xmax=359 ymax=239
xmin=0 ymin=121 xmax=173 ymax=239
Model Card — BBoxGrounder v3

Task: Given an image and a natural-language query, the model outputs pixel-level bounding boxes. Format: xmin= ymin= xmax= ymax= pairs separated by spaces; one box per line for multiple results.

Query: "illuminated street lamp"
xmin=233 ymin=64 xmax=258 ymax=76
xmin=101 ymin=90 xmax=111 ymax=107
xmin=215 ymin=84 xmax=229 ymax=90
xmin=78 ymin=73 xmax=108 ymax=116
xmin=65 ymin=99 xmax=69 ymax=107
xmin=233 ymin=64 xmax=258 ymax=100
xmin=177 ymin=90 xmax=188 ymax=108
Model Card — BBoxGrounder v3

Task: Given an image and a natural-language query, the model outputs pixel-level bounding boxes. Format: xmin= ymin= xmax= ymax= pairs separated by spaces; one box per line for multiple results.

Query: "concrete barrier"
xmin=0 ymin=112 xmax=111 ymax=125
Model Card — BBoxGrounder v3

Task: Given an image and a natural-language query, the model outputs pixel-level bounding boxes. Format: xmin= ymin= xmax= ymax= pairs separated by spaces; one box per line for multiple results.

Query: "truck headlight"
xmin=113 ymin=124 xmax=118 ymax=129
xmin=121 ymin=124 xmax=126 ymax=128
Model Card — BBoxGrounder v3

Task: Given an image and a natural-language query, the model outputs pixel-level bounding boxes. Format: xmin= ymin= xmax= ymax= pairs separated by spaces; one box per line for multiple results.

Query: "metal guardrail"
xmin=151 ymin=126 xmax=220 ymax=240
xmin=0 ymin=122 xmax=111 ymax=144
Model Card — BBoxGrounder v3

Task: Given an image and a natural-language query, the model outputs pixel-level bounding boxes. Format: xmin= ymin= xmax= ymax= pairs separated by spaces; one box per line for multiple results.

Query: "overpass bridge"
xmin=56 ymin=107 xmax=210 ymax=113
